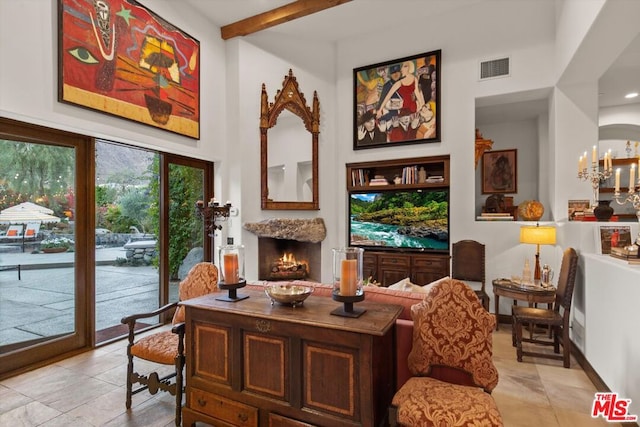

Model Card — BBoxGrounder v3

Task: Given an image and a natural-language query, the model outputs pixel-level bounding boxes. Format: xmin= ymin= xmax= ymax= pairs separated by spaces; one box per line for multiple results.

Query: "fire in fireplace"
xmin=258 ymin=238 xmax=321 ymax=282
xmin=269 ymin=252 xmax=309 ymax=280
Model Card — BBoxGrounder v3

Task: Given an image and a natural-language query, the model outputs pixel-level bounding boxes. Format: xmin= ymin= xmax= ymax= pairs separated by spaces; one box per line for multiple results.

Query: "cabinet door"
xmin=379 ymin=254 xmax=411 ymax=286
xmin=363 ymin=253 xmax=378 ymax=282
xmin=381 ymin=269 xmax=411 ymax=286
xmin=412 ymin=254 xmax=449 ymax=285
xmin=413 ymin=271 xmax=444 ymax=286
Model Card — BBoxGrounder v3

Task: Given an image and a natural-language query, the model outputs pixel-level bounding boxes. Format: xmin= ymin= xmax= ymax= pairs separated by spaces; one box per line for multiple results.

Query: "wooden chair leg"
xmin=125 ymin=350 xmax=134 ymax=409
xmin=562 ymin=327 xmax=571 ymax=368
xmin=174 ymin=354 xmax=184 ymax=426
xmin=515 ymin=319 xmax=523 ymax=362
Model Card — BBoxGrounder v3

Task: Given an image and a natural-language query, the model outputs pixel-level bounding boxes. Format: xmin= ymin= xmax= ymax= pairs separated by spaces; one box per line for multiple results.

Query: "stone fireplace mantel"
xmin=243 ymin=218 xmax=326 ymax=243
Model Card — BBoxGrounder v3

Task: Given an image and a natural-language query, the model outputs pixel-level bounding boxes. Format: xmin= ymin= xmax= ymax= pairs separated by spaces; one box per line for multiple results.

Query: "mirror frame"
xmin=260 ymin=69 xmax=319 ymax=210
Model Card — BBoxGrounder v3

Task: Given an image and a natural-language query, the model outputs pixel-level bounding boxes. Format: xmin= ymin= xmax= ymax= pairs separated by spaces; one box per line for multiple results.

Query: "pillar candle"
xmin=578 ymin=156 xmax=582 ymax=174
xmin=592 ymin=145 xmax=597 ymax=164
xmin=630 ymin=165 xmax=636 ymax=190
xmin=223 ymin=253 xmax=239 ymax=283
xmin=615 ymin=168 xmax=621 ymax=192
xmin=340 ymin=259 xmax=357 ymax=296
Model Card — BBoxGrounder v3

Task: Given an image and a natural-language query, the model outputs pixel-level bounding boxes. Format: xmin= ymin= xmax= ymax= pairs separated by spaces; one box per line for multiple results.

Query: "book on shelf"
xmin=369 ymin=177 xmax=389 ymax=186
xmin=425 ymin=176 xmax=444 ymax=183
xmin=476 ymin=215 xmax=514 ymax=221
xmin=610 ymin=246 xmax=639 ymax=262
xmin=401 ymin=165 xmax=418 ymax=184
xmin=351 ymin=168 xmax=370 ymax=187
xmin=480 ymin=212 xmax=512 ymax=217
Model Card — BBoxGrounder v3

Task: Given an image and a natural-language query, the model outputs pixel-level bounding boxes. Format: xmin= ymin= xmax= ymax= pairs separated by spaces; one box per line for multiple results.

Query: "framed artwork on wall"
xmin=353 ymin=49 xmax=441 ymax=150
xmin=58 ymin=0 xmax=200 ymax=139
xmin=482 ymin=149 xmax=517 ymax=194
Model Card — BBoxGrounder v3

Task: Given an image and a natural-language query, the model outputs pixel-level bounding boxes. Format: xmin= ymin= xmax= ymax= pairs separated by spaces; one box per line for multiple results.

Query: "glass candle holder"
xmin=218 ymin=244 xmax=245 ymax=285
xmin=332 ymin=247 xmax=364 ymax=297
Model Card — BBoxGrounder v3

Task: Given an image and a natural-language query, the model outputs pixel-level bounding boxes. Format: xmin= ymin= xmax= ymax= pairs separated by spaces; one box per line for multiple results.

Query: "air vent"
xmin=479 ymin=57 xmax=510 ymax=80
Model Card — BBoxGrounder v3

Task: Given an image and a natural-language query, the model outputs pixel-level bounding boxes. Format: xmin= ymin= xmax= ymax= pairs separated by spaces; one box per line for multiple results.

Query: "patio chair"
xmin=23 ymin=222 xmax=41 ymax=240
xmin=0 ymin=225 xmax=23 ymax=241
xmin=121 ymin=262 xmax=219 ymax=426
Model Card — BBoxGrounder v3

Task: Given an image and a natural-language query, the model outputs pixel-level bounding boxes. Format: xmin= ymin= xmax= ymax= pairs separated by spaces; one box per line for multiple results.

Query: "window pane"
xmin=0 ymin=140 xmax=76 ymax=351
xmin=95 ymin=141 xmax=160 ymax=343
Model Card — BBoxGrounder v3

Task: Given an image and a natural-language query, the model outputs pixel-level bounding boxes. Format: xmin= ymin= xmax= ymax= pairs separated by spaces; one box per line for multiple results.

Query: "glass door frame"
xmin=0 ymin=117 xmax=94 ymax=377
xmin=158 ymin=153 xmax=213 ymax=320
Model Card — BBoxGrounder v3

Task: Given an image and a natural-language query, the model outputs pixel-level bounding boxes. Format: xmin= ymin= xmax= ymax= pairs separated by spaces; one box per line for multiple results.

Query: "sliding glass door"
xmin=94 ymin=141 xmax=161 ymax=343
xmin=0 ymin=118 xmax=92 ymax=376
xmin=0 ymin=118 xmax=214 ymax=375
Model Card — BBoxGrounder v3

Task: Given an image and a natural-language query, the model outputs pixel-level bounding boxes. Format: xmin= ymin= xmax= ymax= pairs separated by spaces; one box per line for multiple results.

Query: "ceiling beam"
xmin=221 ymin=0 xmax=352 ymax=40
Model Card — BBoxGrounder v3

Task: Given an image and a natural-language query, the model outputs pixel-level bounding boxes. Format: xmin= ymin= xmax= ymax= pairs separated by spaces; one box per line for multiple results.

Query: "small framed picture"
xmin=481 ymin=149 xmax=517 ymax=194
xmin=596 ymin=225 xmax=632 ymax=255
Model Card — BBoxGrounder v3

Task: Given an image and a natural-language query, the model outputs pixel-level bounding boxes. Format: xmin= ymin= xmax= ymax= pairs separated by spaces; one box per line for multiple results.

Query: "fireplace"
xmin=258 ymin=238 xmax=321 ymax=282
xmin=244 ymin=218 xmax=327 ymax=283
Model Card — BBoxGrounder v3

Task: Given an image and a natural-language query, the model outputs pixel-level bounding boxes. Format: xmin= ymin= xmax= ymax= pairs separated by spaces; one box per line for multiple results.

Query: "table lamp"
xmin=519 ymin=224 xmax=556 ymax=280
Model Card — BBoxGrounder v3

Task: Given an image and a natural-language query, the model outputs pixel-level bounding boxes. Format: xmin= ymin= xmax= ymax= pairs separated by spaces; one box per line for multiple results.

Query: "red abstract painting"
xmin=59 ymin=0 xmax=200 ymax=139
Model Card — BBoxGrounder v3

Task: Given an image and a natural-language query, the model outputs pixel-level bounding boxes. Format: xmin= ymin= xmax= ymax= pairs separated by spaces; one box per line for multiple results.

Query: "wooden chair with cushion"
xmin=389 ymin=278 xmax=503 ymax=426
xmin=451 ymin=239 xmax=490 ymax=311
xmin=512 ymin=247 xmax=578 ymax=368
xmin=121 ymin=262 xmax=219 ymax=426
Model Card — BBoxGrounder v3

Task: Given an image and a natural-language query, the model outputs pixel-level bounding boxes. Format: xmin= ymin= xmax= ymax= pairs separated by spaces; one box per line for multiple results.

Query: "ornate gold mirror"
xmin=261 ymin=69 xmax=319 ymax=210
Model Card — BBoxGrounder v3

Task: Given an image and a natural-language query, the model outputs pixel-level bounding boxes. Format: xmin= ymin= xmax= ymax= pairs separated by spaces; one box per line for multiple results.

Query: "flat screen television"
xmin=349 ymin=189 xmax=449 ymax=252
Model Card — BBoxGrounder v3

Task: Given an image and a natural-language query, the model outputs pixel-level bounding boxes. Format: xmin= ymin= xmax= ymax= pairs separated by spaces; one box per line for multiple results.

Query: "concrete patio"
xmin=0 ymin=246 xmax=177 ymax=348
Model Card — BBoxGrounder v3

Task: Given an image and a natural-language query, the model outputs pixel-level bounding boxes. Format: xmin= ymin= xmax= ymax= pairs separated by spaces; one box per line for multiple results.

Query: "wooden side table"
xmin=492 ymin=278 xmax=556 ymax=331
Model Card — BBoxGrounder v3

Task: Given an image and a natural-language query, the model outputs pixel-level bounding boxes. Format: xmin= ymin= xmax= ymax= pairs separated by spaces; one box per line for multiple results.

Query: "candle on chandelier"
xmin=578 ymin=155 xmax=582 ymax=175
xmin=615 ymin=168 xmax=621 ymax=193
xmin=608 ymin=149 xmax=613 ymax=170
xmin=592 ymin=145 xmax=597 ymax=164
xmin=630 ymin=164 xmax=636 ymax=191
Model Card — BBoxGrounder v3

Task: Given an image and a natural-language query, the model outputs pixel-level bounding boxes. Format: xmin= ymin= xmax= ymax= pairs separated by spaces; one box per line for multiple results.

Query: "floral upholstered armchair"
xmin=389 ymin=278 xmax=503 ymax=426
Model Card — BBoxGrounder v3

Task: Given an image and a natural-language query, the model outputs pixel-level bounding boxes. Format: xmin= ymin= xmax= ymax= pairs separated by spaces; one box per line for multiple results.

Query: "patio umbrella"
xmin=0 ymin=209 xmax=60 ymax=224
xmin=1 ymin=201 xmax=54 ymax=215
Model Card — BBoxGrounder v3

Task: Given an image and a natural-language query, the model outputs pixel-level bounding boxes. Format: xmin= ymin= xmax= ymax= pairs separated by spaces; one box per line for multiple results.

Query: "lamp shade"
xmin=520 ymin=225 xmax=556 ymax=245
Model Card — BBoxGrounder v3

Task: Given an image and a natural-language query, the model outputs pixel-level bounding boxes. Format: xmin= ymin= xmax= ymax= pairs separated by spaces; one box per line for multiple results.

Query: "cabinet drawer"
xmin=190 ymin=388 xmax=258 ymax=426
xmin=379 ymin=255 xmax=410 ymax=268
xmin=413 ymin=256 xmax=447 ymax=271
xmin=269 ymin=413 xmax=316 ymax=426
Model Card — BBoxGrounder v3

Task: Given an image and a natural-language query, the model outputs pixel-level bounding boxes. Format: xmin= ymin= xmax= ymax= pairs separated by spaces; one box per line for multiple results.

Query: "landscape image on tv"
xmin=349 ymin=190 xmax=448 ymax=251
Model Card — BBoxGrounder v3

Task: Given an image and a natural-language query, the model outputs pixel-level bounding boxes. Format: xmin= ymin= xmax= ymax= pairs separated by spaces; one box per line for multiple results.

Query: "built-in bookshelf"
xmin=346 ymin=155 xmax=449 ymax=191
xmin=345 ymin=155 xmax=451 ymax=286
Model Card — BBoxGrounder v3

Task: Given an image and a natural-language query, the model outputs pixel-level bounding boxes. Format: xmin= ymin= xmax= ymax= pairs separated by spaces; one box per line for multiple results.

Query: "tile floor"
xmin=0 ymin=327 xmax=622 ymax=426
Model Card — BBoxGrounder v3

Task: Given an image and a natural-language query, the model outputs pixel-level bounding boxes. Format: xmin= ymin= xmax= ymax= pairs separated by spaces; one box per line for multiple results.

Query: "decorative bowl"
xmin=265 ymin=284 xmax=313 ymax=307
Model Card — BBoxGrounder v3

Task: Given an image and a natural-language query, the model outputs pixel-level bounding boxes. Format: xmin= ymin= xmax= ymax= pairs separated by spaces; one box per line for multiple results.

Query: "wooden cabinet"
xmin=181 ymin=290 xmax=402 ymax=427
xmin=364 ymin=251 xmax=449 ymax=286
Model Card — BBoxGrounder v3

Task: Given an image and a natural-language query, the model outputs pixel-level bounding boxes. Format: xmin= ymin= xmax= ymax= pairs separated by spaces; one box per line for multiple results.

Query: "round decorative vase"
xmin=518 ymin=200 xmax=544 ymax=221
xmin=42 ymin=247 xmax=67 ymax=253
xmin=593 ymin=200 xmax=614 ymax=221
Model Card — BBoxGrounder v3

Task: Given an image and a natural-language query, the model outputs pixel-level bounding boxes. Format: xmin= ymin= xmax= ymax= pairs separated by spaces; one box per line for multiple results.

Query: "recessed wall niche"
xmin=474 ymin=89 xmax=551 ymax=221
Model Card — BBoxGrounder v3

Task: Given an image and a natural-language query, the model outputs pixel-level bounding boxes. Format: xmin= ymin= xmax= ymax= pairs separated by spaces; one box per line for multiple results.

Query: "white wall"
xmin=0 ymin=0 xmax=229 ymax=192
xmin=1 ymin=0 xmax=638 ymax=305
